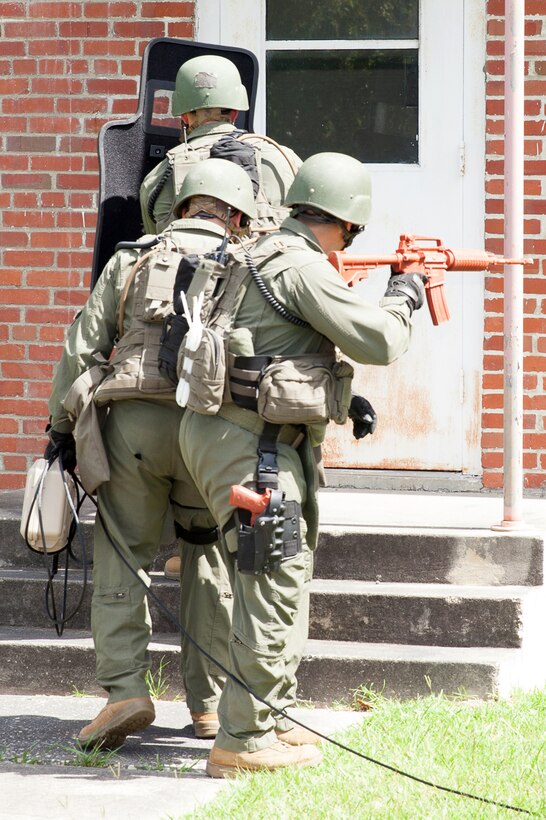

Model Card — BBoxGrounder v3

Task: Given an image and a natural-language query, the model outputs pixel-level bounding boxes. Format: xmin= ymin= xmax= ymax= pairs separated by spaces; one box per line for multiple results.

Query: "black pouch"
xmin=158 ymin=313 xmax=189 ymax=386
xmin=237 ymin=500 xmax=302 ymax=575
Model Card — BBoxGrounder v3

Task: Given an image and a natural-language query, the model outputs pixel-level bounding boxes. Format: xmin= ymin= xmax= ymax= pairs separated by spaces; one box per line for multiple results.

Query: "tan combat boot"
xmin=206 ymin=740 xmax=323 ymax=778
xmin=191 ymin=711 xmax=220 ymax=739
xmin=276 ymin=725 xmax=323 ymax=745
xmin=77 ymin=697 xmax=155 ymax=749
xmin=164 ymin=554 xmax=181 ymax=580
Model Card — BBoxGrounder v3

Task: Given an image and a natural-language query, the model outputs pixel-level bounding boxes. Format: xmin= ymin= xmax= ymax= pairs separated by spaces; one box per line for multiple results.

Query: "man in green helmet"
xmin=139 ymin=53 xmax=301 ymax=239
xmin=177 ymin=152 xmax=426 ymax=778
xmin=46 ymin=159 xmax=257 ymax=748
xmin=141 ymin=52 xmax=302 ymax=581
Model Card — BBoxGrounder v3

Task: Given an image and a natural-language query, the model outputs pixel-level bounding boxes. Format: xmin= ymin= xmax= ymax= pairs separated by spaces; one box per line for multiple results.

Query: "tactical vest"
xmin=175 ymin=240 xmax=354 ymax=426
xmin=94 ymin=236 xmax=214 ymax=405
xmin=154 ymin=132 xmax=298 ymax=234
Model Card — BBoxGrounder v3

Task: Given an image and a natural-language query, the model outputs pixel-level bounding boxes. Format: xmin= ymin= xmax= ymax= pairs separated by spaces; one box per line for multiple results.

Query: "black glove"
xmin=348 ymin=394 xmax=377 ymax=440
xmin=384 ymin=271 xmax=427 ymax=315
xmin=44 ymin=429 xmax=77 ymax=472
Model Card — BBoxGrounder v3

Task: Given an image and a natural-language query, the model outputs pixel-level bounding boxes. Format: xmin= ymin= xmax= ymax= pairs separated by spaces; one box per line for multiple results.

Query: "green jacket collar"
xmin=278 ymin=216 xmax=324 ymax=255
xmin=187 ymin=122 xmax=239 ymax=141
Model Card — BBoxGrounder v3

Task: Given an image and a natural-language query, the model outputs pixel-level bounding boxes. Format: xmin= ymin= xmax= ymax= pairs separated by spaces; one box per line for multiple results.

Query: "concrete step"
xmin=3 ymin=513 xmax=544 ymax=587
xmin=1 ymin=626 xmax=543 ymax=703
xmin=1 ymin=569 xmax=540 ymax=649
xmin=309 ymin=579 xmax=545 ymax=648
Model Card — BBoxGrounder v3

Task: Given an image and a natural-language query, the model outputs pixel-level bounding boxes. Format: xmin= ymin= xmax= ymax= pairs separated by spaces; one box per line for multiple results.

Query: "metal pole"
xmin=493 ymin=0 xmax=525 ymax=530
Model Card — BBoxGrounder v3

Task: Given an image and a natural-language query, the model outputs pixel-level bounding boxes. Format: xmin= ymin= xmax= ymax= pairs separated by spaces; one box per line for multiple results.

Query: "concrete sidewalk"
xmin=317 ymin=487 xmax=546 ymax=532
xmin=0 ymin=695 xmax=364 ymax=820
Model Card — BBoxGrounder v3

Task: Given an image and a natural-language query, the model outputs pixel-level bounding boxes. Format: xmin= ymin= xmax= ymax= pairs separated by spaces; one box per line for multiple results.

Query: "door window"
xmin=265 ymin=0 xmax=419 ymax=163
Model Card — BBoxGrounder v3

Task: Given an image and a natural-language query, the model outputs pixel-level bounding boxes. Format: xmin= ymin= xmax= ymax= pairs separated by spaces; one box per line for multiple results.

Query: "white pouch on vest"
xmin=20 ymin=458 xmax=76 ymax=554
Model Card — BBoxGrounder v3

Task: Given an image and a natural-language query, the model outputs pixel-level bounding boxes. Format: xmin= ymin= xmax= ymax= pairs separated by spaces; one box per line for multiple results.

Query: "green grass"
xmin=187 ymin=687 xmax=546 ymax=819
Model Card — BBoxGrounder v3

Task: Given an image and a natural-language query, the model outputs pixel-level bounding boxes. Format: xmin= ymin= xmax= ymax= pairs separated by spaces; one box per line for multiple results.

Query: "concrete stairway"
xmin=1 ymin=488 xmax=545 ymax=703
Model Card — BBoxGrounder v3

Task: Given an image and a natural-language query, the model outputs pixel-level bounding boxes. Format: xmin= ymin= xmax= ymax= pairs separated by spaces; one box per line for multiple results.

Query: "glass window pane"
xmin=266 ymin=50 xmax=418 ymax=164
xmin=266 ymin=0 xmax=418 ymax=40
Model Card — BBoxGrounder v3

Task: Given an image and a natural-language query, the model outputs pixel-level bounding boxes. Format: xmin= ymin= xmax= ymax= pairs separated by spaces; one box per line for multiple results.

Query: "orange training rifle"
xmin=328 ymin=234 xmax=534 ymax=325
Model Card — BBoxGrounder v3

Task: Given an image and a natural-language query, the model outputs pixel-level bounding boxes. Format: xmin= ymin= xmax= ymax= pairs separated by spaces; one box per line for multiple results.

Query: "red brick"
xmin=0 ymin=231 xmax=29 ymax=248
xmin=0 ymin=417 xmax=19 ymax=434
xmin=0 ymin=42 xmax=25 ymax=57
xmin=84 ymin=3 xmax=137 ymax=17
xmin=524 ymin=474 xmax=546 ymax=489
xmin=166 ymin=22 xmax=194 ymax=38
xmin=56 ymin=174 xmax=98 ymax=190
xmin=29 ymin=40 xmax=82 ymax=57
xmin=142 ymin=1 xmax=193 ymax=14
xmin=30 ymin=156 xmax=84 ymax=173
xmin=59 ymin=21 xmax=109 ymax=36
xmin=29 ymin=3 xmax=83 ymax=18
xmin=29 ymin=344 xmax=67 ymax=361
xmin=0 ymin=380 xmax=24 ymax=397
xmin=40 ymin=192 xmax=67 ymax=208
xmin=0 ymin=78 xmax=29 ymax=95
xmin=4 ymin=212 xmax=56 ymax=229
xmin=29 ymin=117 xmax=81 ymax=134
xmin=30 ymin=231 xmax=83 ymax=249
xmin=12 ymin=324 xmax=37 ymax=340
xmin=482 ymin=471 xmax=503 ymax=489
xmin=3 ymin=362 xmax=54 ymax=380
xmin=7 ymin=135 xmax=57 ymax=153
xmin=57 ymin=97 xmax=109 ymax=115
xmin=82 ymin=39 xmax=137 ymax=56
xmin=32 ymin=78 xmax=84 ymax=95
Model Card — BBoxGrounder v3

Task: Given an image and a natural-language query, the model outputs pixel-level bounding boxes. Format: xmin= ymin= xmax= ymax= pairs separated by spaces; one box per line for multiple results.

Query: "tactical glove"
xmin=348 ymin=394 xmax=377 ymax=440
xmin=384 ymin=271 xmax=427 ymax=315
xmin=44 ymin=429 xmax=77 ymax=472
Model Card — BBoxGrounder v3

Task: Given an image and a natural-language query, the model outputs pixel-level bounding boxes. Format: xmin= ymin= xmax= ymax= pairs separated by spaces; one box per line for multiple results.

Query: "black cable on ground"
xmin=73 ymin=482 xmax=533 ymax=816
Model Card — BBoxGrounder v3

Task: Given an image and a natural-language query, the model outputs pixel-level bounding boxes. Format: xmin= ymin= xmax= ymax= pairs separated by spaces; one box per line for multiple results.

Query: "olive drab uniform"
xmin=48 ymin=218 xmax=233 ymax=710
xmin=178 ymin=216 xmax=415 ymax=753
xmin=139 ymin=122 xmax=301 ymax=236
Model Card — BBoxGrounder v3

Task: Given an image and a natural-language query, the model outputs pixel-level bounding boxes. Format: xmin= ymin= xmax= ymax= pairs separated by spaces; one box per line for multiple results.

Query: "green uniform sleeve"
xmin=48 ymin=253 xmax=124 ymax=432
xmin=139 ymin=158 xmax=172 ymax=234
xmin=257 ymin=140 xmax=302 ymax=206
xmin=286 ymin=257 xmax=413 ymax=365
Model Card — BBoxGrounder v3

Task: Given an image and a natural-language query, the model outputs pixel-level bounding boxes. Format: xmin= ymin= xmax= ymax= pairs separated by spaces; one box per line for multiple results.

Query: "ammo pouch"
xmin=177 ymin=326 xmax=227 ymax=415
xmin=237 ymin=496 xmax=302 ymax=575
xmin=230 ymin=354 xmax=354 ymax=426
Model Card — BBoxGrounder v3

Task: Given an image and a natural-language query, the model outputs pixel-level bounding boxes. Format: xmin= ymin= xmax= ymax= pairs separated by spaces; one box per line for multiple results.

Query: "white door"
xmin=197 ymin=0 xmax=486 ymax=475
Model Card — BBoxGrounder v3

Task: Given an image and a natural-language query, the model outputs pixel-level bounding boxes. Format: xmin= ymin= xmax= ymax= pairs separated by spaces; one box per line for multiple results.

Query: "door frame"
xmin=196 ymin=0 xmax=487 ymax=484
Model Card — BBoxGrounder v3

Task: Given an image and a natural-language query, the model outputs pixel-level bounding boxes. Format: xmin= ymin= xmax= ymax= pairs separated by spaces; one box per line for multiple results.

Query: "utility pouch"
xmin=256 ymin=356 xmax=354 ymax=425
xmin=237 ymin=497 xmax=301 ymax=575
xmin=178 ymin=326 xmax=227 ymax=415
xmin=158 ymin=313 xmax=189 ymax=386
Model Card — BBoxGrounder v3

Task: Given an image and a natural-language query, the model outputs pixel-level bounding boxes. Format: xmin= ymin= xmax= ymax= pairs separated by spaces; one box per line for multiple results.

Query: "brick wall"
xmin=1 ymin=3 xmax=545 ymax=492
xmin=483 ymin=0 xmax=546 ymax=490
xmin=0 ymin=1 xmax=195 ymax=489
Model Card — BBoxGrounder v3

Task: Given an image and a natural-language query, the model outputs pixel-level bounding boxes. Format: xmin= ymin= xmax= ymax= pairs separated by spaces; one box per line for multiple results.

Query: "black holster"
xmin=237 ymin=495 xmax=302 ymax=575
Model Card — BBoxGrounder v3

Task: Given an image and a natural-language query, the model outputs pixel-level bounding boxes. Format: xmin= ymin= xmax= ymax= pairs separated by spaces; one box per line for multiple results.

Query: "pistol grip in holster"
xmin=236 ymin=493 xmax=302 ymax=575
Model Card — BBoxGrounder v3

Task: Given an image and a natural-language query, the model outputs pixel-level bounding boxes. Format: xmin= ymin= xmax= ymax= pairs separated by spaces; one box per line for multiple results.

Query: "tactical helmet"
xmin=284 ymin=152 xmax=372 ymax=226
xmin=172 ymin=55 xmax=249 ymax=116
xmin=173 ymin=158 xmax=257 ymax=219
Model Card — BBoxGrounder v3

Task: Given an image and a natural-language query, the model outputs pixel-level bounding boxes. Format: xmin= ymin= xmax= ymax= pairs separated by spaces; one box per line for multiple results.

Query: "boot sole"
xmin=206 ymin=755 xmax=321 ymax=779
xmin=78 ymin=707 xmax=155 ymax=749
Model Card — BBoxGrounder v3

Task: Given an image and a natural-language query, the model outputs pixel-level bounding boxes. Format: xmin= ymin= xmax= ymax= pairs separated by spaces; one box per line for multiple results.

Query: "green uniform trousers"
xmin=179 ymin=406 xmax=315 ymax=753
xmin=92 ymin=398 xmax=231 ymax=707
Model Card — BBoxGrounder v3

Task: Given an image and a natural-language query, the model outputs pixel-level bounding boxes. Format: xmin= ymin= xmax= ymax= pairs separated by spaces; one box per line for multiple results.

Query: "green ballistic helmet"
xmin=284 ymin=152 xmax=372 ymax=226
xmin=173 ymin=158 xmax=257 ymax=219
xmin=172 ymin=55 xmax=249 ymax=116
